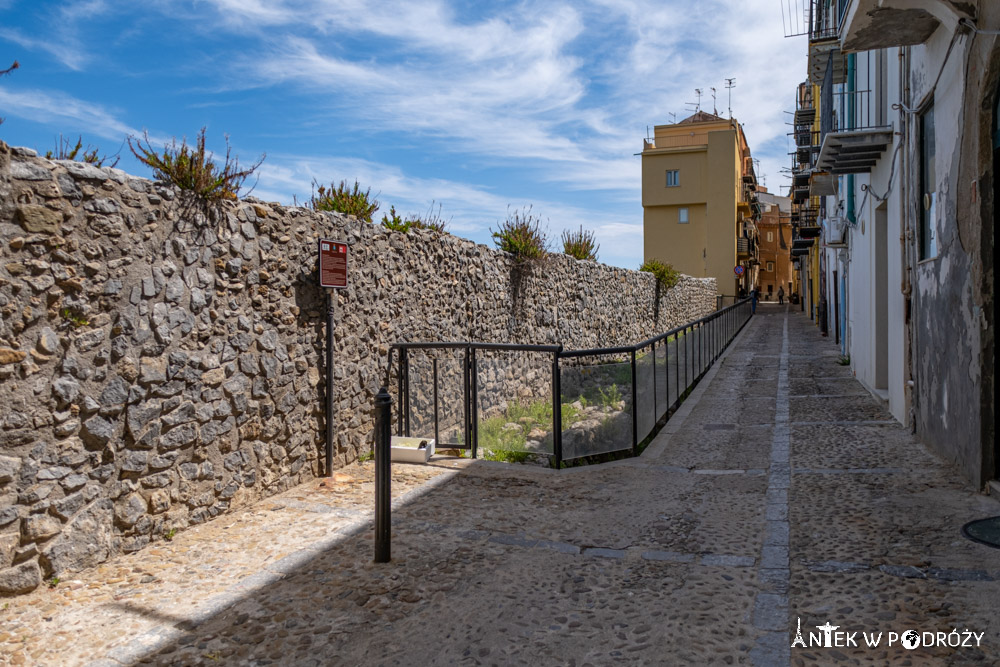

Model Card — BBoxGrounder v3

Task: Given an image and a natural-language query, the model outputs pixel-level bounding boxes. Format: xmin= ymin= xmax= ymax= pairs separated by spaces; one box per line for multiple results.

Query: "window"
xmin=678 ymin=207 xmax=689 ymax=224
xmin=767 ymin=261 xmax=775 ymax=272
xmin=919 ymin=104 xmax=937 ymax=259
xmin=666 ymin=170 xmax=679 ymax=187
xmin=767 ymin=231 xmax=773 ymax=242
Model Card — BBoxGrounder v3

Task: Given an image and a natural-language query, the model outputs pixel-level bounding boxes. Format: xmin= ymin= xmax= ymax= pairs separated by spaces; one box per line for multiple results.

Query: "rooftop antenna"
xmin=668 ymin=112 xmax=677 ymax=124
xmin=725 ymin=78 xmax=736 ymax=119
xmin=684 ymin=89 xmax=702 ymax=113
xmin=711 ymin=87 xmax=718 ymax=115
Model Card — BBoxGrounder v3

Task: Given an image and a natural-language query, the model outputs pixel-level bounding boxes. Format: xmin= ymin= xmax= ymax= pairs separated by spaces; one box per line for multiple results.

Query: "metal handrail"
xmin=383 ymin=297 xmax=753 ymax=469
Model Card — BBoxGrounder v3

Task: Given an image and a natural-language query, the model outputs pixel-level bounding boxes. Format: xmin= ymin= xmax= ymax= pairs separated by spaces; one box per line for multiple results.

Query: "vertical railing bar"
xmin=674 ymin=331 xmax=680 ymax=410
xmin=630 ymin=348 xmax=638 ymax=457
xmin=552 ymin=348 xmax=563 ymax=470
xmin=396 ymin=348 xmax=404 ymax=437
xmin=463 ymin=346 xmax=470 ymax=454
xmin=433 ymin=357 xmax=439 ymax=450
xmin=651 ymin=339 xmax=657 ymax=423
xmin=404 ymin=349 xmax=411 ymax=438
xmin=471 ymin=347 xmax=479 ymax=459
xmin=684 ymin=325 xmax=688 ymax=393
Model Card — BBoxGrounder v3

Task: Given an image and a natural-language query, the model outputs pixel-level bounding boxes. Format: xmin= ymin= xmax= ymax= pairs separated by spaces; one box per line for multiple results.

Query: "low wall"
xmin=0 ymin=141 xmax=716 ymax=594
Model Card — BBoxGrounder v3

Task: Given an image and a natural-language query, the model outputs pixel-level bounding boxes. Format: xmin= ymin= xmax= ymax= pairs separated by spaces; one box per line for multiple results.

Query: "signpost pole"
xmin=325 ymin=290 xmax=335 ymax=476
xmin=318 ymin=239 xmax=350 ymax=477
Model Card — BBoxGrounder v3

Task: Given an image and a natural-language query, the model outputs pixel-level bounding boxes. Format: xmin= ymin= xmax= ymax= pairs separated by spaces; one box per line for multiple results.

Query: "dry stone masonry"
xmin=0 ymin=140 xmax=716 ymax=594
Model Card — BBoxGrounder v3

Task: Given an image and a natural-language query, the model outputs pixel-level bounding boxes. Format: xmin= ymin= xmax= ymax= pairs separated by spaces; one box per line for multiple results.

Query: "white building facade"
xmin=791 ymin=0 xmax=998 ymax=490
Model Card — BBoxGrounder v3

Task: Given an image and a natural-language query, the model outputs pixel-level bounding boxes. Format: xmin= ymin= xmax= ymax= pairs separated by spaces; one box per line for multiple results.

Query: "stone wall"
xmin=0 ymin=141 xmax=716 ymax=595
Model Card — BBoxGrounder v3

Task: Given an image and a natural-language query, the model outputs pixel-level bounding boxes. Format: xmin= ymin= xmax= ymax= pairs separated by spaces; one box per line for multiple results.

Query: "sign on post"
xmin=319 ymin=239 xmax=349 ymax=289
xmin=734 ymin=265 xmax=745 ymax=276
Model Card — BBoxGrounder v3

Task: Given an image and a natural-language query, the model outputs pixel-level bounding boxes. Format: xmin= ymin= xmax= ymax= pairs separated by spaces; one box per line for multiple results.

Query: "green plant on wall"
xmin=561 ymin=225 xmax=599 ymax=261
xmin=380 ymin=205 xmax=409 ymax=232
xmin=492 ymin=205 xmax=548 ymax=261
xmin=60 ymin=308 xmax=88 ymax=328
xmin=46 ymin=135 xmax=120 ymax=168
xmin=639 ymin=258 xmax=680 ymax=290
xmin=407 ymin=200 xmax=449 ymax=232
xmin=311 ymin=179 xmax=380 ymax=222
xmin=129 ymin=128 xmax=264 ymax=201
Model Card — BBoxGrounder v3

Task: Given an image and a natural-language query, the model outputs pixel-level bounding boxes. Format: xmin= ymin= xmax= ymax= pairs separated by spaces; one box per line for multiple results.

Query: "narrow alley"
xmin=2 ymin=305 xmax=997 ymax=666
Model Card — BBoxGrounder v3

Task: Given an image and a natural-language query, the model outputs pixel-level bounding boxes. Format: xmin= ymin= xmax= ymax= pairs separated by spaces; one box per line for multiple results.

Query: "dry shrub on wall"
xmin=492 ymin=205 xmax=549 ymax=261
xmin=311 ymin=179 xmax=380 ymax=222
xmin=561 ymin=226 xmax=599 ymax=261
xmin=128 ymin=128 xmax=264 ymax=201
xmin=46 ymin=135 xmax=120 ymax=168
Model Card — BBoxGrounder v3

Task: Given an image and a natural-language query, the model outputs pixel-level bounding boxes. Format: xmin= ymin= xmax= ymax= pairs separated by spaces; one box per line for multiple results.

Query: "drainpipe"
xmin=847 ymin=53 xmax=857 ymax=225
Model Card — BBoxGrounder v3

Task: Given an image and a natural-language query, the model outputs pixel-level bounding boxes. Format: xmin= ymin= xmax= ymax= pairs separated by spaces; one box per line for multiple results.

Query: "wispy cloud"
xmin=0 ymin=87 xmax=136 ymax=139
xmin=0 ymin=27 xmax=88 ymax=71
xmin=252 ymin=152 xmax=642 ymax=267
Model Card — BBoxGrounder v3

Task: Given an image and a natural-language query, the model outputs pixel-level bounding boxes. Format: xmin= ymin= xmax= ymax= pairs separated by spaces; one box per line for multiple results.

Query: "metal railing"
xmin=381 ymin=298 xmax=753 ymax=470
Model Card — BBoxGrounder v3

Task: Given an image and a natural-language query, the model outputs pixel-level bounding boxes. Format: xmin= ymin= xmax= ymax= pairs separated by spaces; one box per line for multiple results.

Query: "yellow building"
xmin=641 ymin=111 xmax=761 ymax=297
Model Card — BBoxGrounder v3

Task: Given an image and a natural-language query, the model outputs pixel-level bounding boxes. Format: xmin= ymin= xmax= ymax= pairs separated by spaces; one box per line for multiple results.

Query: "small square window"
xmin=666 ymin=170 xmax=679 ymax=187
xmin=767 ymin=261 xmax=775 ymax=272
xmin=678 ymin=207 xmax=689 ymax=224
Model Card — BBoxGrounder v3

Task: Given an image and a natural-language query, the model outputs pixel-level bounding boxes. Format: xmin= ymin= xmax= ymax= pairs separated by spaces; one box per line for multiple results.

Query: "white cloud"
xmin=252 ymin=152 xmax=642 ymax=267
xmin=0 ymin=27 xmax=89 ymax=71
xmin=0 ymin=87 xmax=135 ymax=139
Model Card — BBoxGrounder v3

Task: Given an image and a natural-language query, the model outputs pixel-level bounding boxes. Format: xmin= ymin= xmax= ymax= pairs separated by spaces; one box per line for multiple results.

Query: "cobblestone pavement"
xmin=1 ymin=304 xmax=998 ymax=666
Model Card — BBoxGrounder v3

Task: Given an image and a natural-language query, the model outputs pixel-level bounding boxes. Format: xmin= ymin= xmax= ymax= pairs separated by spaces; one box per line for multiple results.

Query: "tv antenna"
xmin=725 ymin=78 xmax=736 ymax=118
xmin=685 ymin=88 xmax=703 ymax=112
xmin=711 ymin=87 xmax=717 ymax=115
xmin=668 ymin=112 xmax=677 ymax=124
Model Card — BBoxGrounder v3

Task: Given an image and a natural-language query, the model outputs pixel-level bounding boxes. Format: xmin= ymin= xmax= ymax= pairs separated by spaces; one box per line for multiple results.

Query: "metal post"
xmin=462 ymin=346 xmax=470 ymax=454
xmin=470 ymin=348 xmax=479 ymax=459
xmin=374 ymin=387 xmax=392 ymax=563
xmin=325 ymin=290 xmax=335 ymax=476
xmin=684 ymin=326 xmax=688 ymax=392
xmin=552 ymin=348 xmax=563 ymax=469
xmin=396 ymin=348 xmax=404 ymax=437
xmin=674 ymin=332 xmax=679 ymax=408
xmin=651 ymin=340 xmax=657 ymax=421
xmin=403 ymin=350 xmax=411 ymax=437
xmin=630 ymin=349 xmax=638 ymax=456
xmin=433 ymin=358 xmax=439 ymax=450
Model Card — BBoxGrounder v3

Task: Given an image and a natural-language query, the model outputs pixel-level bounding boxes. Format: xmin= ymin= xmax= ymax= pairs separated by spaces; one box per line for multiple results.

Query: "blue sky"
xmin=0 ymin=0 xmax=805 ymax=269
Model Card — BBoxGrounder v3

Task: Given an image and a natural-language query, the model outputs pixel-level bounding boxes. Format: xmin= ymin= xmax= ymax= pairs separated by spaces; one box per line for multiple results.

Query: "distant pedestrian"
xmin=751 ymin=286 xmax=759 ymax=314
xmin=777 ymin=286 xmax=785 ymax=305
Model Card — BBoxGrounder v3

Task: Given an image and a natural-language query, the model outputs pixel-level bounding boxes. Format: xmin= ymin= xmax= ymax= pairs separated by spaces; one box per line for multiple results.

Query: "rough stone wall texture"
xmin=0 ymin=141 xmax=716 ymax=594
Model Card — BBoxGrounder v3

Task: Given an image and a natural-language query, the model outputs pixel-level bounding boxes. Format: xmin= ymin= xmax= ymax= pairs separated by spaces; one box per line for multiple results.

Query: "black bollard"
xmin=374 ymin=387 xmax=392 ymax=563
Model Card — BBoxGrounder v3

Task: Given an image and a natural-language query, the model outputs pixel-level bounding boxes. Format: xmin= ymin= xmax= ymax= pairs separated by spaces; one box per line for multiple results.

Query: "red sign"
xmin=319 ymin=239 xmax=349 ymax=288
xmin=734 ymin=265 xmax=745 ymax=276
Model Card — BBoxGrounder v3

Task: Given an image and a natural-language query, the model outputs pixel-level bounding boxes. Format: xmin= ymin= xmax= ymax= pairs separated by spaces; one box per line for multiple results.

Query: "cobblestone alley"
xmin=1 ymin=304 xmax=998 ymax=666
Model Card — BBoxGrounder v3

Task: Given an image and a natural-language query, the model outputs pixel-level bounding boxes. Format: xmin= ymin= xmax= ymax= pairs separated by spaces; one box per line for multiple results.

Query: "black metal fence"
xmin=384 ymin=298 xmax=752 ymax=469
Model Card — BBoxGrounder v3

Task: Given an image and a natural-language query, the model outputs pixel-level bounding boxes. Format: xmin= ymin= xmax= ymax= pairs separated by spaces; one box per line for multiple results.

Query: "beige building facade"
xmin=756 ymin=188 xmax=794 ymax=301
xmin=641 ymin=111 xmax=761 ymax=297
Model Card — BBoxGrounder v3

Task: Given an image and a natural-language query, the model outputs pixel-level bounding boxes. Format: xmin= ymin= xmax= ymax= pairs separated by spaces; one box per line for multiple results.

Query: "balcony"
xmin=809 ymin=171 xmax=837 ymax=196
xmin=737 ymin=236 xmax=759 ymax=260
xmin=816 ymin=89 xmax=892 ymax=174
xmin=838 ymin=0 xmax=965 ymax=52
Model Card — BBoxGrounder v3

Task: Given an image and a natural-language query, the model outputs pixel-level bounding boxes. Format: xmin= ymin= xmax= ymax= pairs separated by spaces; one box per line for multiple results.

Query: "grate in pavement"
xmin=962 ymin=516 xmax=1000 ymax=548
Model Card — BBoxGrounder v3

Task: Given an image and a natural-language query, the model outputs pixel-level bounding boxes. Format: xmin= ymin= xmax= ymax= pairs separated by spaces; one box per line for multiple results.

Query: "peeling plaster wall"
xmin=907 ymin=19 xmax=991 ymax=488
xmin=0 ymin=143 xmax=717 ymax=594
